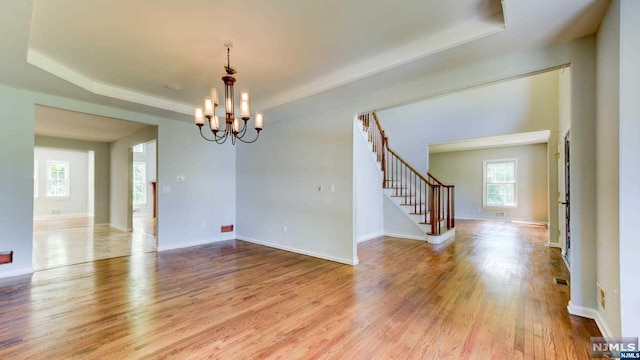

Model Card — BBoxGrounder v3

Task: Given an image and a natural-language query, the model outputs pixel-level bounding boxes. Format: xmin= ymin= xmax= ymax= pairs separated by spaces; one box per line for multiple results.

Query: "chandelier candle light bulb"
xmin=204 ymin=97 xmax=214 ymax=117
xmin=240 ymin=90 xmax=250 ymax=119
xmin=210 ymin=115 xmax=220 ymax=132
xmin=211 ymin=89 xmax=219 ymax=106
xmin=194 ymin=107 xmax=204 ymax=126
xmin=255 ymin=113 xmax=263 ymax=130
xmin=193 ymin=41 xmax=263 ymax=145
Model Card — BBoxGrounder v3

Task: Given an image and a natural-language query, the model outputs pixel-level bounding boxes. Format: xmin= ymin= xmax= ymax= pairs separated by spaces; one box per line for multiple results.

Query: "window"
xmin=483 ymin=159 xmax=516 ymax=207
xmin=133 ymin=161 xmax=147 ymax=205
xmin=47 ymin=161 xmax=70 ymax=197
xmin=133 ymin=143 xmax=144 ymax=153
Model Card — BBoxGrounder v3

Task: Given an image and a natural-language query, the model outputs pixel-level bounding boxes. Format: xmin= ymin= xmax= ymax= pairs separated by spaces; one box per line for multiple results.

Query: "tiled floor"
xmin=33 ymin=216 xmax=157 ymax=270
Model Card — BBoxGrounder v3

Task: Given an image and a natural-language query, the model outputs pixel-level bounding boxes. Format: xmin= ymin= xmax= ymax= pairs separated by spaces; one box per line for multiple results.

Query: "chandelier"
xmin=194 ymin=42 xmax=263 ymax=144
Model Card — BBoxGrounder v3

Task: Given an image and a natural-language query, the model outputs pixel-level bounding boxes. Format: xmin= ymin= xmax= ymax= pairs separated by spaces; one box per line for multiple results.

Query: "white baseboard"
xmin=357 ymin=231 xmax=384 ymax=243
xmin=567 ymin=302 xmax=614 ymax=338
xmin=456 ymin=216 xmax=547 ymax=226
xmin=427 ymin=228 xmax=456 ymax=245
xmin=158 ymin=234 xmax=236 ymax=252
xmin=237 ymin=236 xmax=358 ymax=265
xmin=109 ymin=223 xmax=132 ymax=232
xmin=0 ymin=266 xmax=33 ymax=279
xmin=383 ymin=232 xmax=427 ymax=241
xmin=33 ymin=213 xmax=92 ymax=220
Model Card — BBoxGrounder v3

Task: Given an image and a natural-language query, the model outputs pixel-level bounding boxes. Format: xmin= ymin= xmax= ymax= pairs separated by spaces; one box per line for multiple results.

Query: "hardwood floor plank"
xmin=1 ymin=220 xmax=601 ymax=359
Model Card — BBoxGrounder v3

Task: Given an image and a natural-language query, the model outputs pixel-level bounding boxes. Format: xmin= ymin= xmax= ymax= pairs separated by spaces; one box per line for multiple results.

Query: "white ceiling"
xmin=35 ymin=105 xmax=151 ymax=142
xmin=0 ymin=0 xmax=609 ymax=122
xmin=26 ymin=0 xmax=504 ymax=115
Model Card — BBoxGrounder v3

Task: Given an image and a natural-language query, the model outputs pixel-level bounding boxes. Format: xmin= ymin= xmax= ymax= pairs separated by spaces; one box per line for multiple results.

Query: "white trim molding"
xmin=237 ymin=236 xmax=358 ymax=265
xmin=382 ymin=232 xmax=428 ymax=241
xmin=567 ymin=302 xmax=613 ymax=338
xmin=27 ymin=49 xmax=193 ymax=115
xmin=0 ymin=266 xmax=34 ymax=279
xmin=357 ymin=231 xmax=384 ymax=243
xmin=158 ymin=234 xmax=236 ymax=252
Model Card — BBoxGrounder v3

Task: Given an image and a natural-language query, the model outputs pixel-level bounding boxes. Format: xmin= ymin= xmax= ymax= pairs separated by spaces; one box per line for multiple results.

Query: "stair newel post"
xmin=420 ymin=178 xmax=423 ymax=220
xmin=448 ymin=187 xmax=452 ymax=229
xmin=381 ymin=132 xmax=387 ymax=188
xmin=429 ymin=185 xmax=436 ymax=235
xmin=451 ymin=186 xmax=455 ymax=228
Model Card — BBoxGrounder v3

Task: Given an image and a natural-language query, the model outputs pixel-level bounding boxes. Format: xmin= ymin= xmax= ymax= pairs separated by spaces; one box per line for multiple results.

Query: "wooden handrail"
xmin=359 ymin=111 xmax=455 ymax=235
xmin=372 ymin=113 xmax=435 ymax=186
xmin=387 ymin=147 xmax=433 ymax=185
xmin=427 ymin=172 xmax=452 ymax=187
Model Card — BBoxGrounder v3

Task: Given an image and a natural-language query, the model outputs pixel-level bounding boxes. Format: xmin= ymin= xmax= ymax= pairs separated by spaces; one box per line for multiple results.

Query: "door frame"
xmin=557 ymin=126 xmax=571 ymax=269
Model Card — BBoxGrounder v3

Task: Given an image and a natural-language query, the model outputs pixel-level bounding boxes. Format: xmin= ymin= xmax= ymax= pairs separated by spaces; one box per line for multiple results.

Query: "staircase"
xmin=357 ymin=112 xmax=455 ymax=244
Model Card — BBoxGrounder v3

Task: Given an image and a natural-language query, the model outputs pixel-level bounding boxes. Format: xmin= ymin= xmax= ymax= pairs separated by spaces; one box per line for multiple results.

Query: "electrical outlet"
xmin=330 ymin=184 xmax=335 ymax=193
xmin=163 ymin=185 xmax=171 ymax=193
xmin=283 ymin=226 xmax=288 ymax=234
xmin=177 ymin=175 xmax=185 ymax=182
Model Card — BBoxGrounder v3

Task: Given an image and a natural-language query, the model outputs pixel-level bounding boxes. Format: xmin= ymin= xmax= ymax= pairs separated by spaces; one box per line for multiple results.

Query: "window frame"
xmin=133 ymin=161 xmax=147 ymax=205
xmin=483 ymin=159 xmax=517 ymax=208
xmin=132 ymin=143 xmax=145 ymax=153
xmin=46 ymin=160 xmax=70 ymax=198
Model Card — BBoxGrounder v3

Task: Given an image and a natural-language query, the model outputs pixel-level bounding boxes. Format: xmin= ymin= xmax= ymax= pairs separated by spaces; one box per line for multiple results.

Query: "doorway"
xmin=33 ymin=105 xmax=158 ymax=271
xmin=558 ymin=129 xmax=571 ymax=268
xmin=132 ymin=140 xmax=157 ymax=238
xmin=563 ymin=131 xmax=571 ymax=265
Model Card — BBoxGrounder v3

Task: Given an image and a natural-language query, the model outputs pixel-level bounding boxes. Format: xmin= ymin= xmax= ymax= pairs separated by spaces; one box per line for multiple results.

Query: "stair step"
xmin=400 ymin=203 xmax=425 ymax=206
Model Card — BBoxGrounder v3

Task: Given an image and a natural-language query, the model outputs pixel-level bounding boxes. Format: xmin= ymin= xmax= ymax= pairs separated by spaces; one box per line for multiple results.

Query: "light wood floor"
xmin=32 ymin=216 xmax=157 ymax=270
xmin=2 ymin=220 xmax=599 ymax=359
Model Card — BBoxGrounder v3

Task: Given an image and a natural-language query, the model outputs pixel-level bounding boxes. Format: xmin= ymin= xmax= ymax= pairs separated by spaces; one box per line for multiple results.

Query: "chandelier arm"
xmin=237 ymin=120 xmax=250 ymax=138
xmin=199 ymin=126 xmax=230 ymax=144
xmin=235 ymin=130 xmax=261 ymax=144
xmin=198 ymin=127 xmax=219 ymax=142
xmin=215 ymin=125 xmax=232 ymax=144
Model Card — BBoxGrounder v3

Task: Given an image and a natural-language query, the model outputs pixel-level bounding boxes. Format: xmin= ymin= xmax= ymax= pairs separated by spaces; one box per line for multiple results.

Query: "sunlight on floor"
xmin=33 ymin=216 xmax=157 ymax=271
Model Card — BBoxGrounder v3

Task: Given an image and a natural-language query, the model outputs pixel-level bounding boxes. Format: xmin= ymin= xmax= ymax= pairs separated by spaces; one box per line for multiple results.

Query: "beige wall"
xmin=430 ymin=144 xmax=548 ymax=223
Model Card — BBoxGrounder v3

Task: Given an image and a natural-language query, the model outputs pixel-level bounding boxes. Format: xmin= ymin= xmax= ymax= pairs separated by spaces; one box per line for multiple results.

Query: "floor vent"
xmin=554 ymin=277 xmax=569 ymax=286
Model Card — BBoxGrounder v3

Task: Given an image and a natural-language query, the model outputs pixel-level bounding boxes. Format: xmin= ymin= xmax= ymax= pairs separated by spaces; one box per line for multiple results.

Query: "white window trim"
xmin=46 ymin=160 xmax=70 ymax=198
xmin=483 ymin=159 xmax=517 ymax=208
xmin=133 ymin=161 xmax=147 ymax=205
xmin=133 ymin=143 xmax=145 ymax=153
